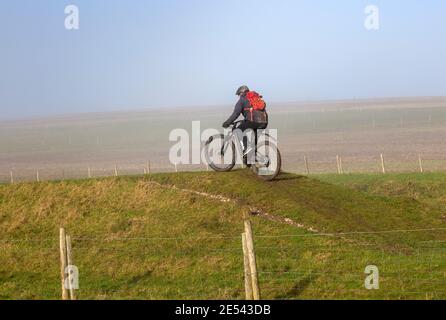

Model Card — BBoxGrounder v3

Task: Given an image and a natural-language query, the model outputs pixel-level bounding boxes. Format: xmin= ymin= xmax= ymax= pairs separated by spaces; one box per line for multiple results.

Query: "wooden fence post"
xmin=147 ymin=161 xmax=151 ymax=174
xmin=380 ymin=153 xmax=386 ymax=174
xmin=339 ymin=156 xmax=344 ymax=174
xmin=336 ymin=155 xmax=341 ymax=174
xmin=244 ymin=220 xmax=260 ymax=300
xmin=304 ymin=156 xmax=310 ymax=175
xmin=114 ymin=163 xmax=118 ymax=177
xmin=242 ymin=233 xmax=253 ymax=300
xmin=65 ymin=235 xmax=76 ymax=300
xmin=59 ymin=228 xmax=69 ymax=300
xmin=88 ymin=167 xmax=92 ymax=179
xmin=418 ymin=154 xmax=423 ymax=173
xmin=174 ymin=163 xmax=178 ymax=172
xmin=10 ymin=171 xmax=13 ymax=184
xmin=36 ymin=170 xmax=40 ymax=182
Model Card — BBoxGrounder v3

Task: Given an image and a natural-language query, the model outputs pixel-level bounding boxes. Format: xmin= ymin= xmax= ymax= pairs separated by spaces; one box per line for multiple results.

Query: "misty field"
xmin=1 ymin=97 xmax=446 ymax=183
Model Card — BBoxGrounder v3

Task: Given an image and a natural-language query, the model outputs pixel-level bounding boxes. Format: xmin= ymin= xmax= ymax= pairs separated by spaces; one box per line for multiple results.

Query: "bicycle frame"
xmin=220 ymin=125 xmax=277 ymax=166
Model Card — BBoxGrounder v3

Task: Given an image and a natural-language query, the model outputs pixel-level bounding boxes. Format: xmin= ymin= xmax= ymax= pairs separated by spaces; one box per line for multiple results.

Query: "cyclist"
xmin=222 ymin=85 xmax=268 ymax=164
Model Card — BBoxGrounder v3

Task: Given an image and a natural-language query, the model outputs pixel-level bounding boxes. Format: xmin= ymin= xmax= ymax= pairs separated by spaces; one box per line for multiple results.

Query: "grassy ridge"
xmin=0 ymin=171 xmax=445 ymax=299
xmin=316 ymin=172 xmax=446 ymax=213
xmin=148 ymin=170 xmax=444 ymax=246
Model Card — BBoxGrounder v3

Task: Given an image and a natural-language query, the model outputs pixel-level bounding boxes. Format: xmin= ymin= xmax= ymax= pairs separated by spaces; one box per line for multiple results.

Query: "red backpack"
xmin=245 ymin=91 xmax=266 ymax=110
xmin=244 ymin=91 xmax=268 ymax=124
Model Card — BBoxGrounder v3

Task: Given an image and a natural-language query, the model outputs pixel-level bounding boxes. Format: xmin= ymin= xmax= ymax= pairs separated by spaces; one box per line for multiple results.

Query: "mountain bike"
xmin=204 ymin=120 xmax=281 ymax=181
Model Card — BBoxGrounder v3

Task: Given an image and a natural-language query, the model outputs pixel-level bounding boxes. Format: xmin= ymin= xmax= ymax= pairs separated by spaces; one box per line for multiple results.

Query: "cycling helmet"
xmin=235 ymin=85 xmax=249 ymax=96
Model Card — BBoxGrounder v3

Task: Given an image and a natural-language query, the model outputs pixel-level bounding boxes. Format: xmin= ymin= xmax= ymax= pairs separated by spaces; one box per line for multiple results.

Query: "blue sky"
xmin=0 ymin=0 xmax=445 ymax=119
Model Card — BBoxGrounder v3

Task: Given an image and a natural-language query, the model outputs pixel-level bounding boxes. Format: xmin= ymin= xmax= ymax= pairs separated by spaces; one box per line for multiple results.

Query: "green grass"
xmin=316 ymin=172 xmax=446 ymax=214
xmin=0 ymin=170 xmax=445 ymax=300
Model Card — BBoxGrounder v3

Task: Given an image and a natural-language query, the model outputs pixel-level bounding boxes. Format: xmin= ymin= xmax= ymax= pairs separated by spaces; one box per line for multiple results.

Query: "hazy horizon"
xmin=1 ymin=1 xmax=445 ymax=119
xmin=1 ymin=95 xmax=446 ymax=122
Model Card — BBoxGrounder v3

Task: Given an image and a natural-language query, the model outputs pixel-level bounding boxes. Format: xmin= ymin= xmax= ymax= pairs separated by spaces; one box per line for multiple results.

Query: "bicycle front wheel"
xmin=204 ymin=134 xmax=236 ymax=172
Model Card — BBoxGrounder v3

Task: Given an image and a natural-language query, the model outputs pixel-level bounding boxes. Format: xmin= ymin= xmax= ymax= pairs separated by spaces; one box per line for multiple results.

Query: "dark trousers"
xmin=236 ymin=120 xmax=267 ymax=162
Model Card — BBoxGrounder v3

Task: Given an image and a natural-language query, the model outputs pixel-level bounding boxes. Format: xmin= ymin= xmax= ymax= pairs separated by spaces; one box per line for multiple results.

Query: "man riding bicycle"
xmin=205 ymin=85 xmax=280 ymax=179
xmin=222 ymin=85 xmax=268 ymax=165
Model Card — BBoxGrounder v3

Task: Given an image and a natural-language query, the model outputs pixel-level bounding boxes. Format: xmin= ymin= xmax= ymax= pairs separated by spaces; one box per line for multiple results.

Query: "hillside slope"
xmin=0 ymin=170 xmax=445 ymax=299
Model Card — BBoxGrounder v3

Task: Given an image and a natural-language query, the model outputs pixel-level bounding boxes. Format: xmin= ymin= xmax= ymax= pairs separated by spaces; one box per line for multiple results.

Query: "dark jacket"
xmin=223 ymin=95 xmax=251 ymax=126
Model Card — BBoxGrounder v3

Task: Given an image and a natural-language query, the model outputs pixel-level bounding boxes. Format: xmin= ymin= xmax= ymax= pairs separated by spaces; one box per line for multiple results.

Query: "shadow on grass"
xmin=273 ymin=173 xmax=306 ymax=182
xmin=126 ymin=270 xmax=154 ymax=285
xmin=273 ymin=275 xmax=316 ymax=299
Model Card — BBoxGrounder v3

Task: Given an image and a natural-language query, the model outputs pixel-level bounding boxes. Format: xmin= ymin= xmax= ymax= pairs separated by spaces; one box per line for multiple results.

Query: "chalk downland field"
xmin=2 ymin=97 xmax=446 ymax=181
xmin=0 ymin=170 xmax=445 ymax=299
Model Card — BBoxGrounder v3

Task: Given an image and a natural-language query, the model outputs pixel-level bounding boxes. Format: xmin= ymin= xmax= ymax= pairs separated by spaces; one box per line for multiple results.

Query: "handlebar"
xmin=229 ymin=120 xmax=243 ymax=127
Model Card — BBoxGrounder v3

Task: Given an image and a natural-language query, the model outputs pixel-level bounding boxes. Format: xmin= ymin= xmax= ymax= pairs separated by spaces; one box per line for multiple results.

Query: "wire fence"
xmin=3 ymin=152 xmax=446 ymax=185
xmin=1 ymin=226 xmax=445 ymax=300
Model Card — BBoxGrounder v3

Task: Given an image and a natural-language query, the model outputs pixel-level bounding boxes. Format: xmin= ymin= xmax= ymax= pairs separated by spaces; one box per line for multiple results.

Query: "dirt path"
xmin=144 ymin=180 xmax=319 ymax=233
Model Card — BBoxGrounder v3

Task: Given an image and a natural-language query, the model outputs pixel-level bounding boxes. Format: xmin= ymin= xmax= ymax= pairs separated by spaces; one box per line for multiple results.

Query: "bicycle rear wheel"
xmin=204 ymin=134 xmax=236 ymax=172
xmin=251 ymin=140 xmax=281 ymax=180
